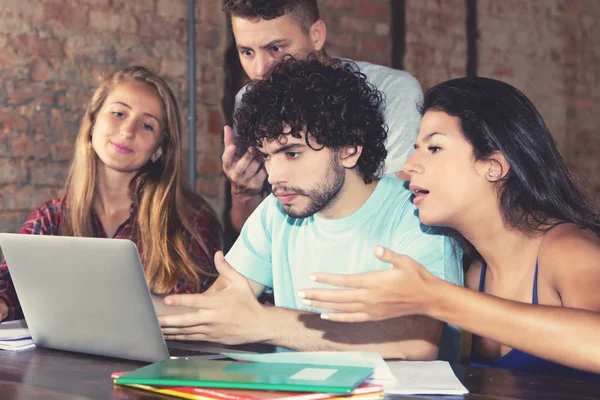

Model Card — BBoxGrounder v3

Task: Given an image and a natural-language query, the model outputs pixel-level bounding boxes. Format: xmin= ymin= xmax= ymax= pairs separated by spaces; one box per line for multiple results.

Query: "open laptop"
xmin=0 ymin=233 xmax=260 ymax=362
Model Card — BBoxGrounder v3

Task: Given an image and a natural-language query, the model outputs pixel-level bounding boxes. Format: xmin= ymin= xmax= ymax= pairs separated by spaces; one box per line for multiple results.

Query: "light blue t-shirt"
xmin=226 ymin=175 xmax=463 ymax=311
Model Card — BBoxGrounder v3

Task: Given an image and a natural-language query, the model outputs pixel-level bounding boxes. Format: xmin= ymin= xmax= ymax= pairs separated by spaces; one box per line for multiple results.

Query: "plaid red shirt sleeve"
xmin=0 ymin=199 xmax=63 ymax=321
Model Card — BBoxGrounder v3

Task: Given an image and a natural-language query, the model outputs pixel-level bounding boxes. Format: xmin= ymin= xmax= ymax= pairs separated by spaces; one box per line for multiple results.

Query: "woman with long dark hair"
xmin=299 ymin=77 xmax=600 ymax=378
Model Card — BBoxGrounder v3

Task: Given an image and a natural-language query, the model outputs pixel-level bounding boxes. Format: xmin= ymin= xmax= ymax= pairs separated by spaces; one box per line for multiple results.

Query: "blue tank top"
xmin=470 ymin=261 xmax=600 ymax=381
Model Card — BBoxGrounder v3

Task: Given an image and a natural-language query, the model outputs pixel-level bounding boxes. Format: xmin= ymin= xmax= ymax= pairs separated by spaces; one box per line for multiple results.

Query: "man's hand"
xmin=0 ymin=299 xmax=9 ymax=322
xmin=298 ymin=245 xmax=441 ymax=322
xmin=159 ymin=251 xmax=273 ymax=345
xmin=222 ymin=125 xmax=267 ymax=197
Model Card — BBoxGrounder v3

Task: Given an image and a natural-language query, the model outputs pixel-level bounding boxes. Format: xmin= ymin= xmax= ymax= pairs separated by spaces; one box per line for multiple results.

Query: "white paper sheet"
xmin=0 ymin=337 xmax=35 ymax=351
xmin=0 ymin=319 xmax=30 ymax=340
xmin=0 ymin=320 xmax=34 ymax=351
xmin=371 ymin=361 xmax=468 ymax=395
xmin=222 ymin=351 xmax=396 ymax=382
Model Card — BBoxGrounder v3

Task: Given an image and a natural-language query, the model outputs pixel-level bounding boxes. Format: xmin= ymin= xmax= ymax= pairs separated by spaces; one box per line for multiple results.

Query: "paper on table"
xmin=222 ymin=351 xmax=396 ymax=382
xmin=0 ymin=337 xmax=35 ymax=351
xmin=0 ymin=319 xmax=30 ymax=340
xmin=371 ymin=361 xmax=468 ymax=395
xmin=0 ymin=319 xmax=35 ymax=351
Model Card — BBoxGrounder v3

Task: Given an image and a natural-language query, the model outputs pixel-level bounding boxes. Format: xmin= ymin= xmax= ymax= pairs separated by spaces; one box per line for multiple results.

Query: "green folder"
xmin=115 ymin=359 xmax=373 ymax=394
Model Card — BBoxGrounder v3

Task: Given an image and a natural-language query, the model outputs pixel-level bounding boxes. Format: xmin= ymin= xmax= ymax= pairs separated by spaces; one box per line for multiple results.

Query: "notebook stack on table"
xmin=0 ymin=320 xmax=35 ymax=351
xmin=112 ymin=359 xmax=382 ymax=400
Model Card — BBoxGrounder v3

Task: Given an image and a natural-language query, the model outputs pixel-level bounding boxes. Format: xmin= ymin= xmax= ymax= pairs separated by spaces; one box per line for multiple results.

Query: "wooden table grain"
xmin=0 ymin=346 xmax=598 ymax=399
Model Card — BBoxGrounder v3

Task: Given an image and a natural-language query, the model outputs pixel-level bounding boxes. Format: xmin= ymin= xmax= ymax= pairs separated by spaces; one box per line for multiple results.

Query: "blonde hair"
xmin=61 ymin=66 xmax=221 ymax=293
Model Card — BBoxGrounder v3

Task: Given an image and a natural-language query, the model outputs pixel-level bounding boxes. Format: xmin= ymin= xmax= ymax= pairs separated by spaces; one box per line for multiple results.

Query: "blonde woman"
xmin=0 ymin=66 xmax=222 ymax=321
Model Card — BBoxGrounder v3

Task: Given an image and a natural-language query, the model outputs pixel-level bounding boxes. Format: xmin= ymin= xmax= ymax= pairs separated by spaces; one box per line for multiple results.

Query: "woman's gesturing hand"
xmin=298 ymin=245 xmax=440 ymax=322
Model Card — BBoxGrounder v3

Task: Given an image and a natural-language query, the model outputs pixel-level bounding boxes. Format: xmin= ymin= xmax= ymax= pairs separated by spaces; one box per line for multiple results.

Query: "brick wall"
xmin=405 ymin=0 xmax=467 ymax=90
xmin=319 ymin=0 xmax=391 ymax=66
xmin=402 ymin=0 xmax=600 ymax=202
xmin=478 ymin=0 xmax=567 ymax=159
xmin=561 ymin=0 xmax=600 ymax=200
xmin=1 ymin=0 xmax=599 ymax=236
xmin=0 ymin=0 xmax=226 ymax=233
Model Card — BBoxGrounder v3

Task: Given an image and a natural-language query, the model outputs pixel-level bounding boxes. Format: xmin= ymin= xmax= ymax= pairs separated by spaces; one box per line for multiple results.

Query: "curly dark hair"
xmin=222 ymin=0 xmax=320 ymax=33
xmin=234 ymin=54 xmax=388 ymax=184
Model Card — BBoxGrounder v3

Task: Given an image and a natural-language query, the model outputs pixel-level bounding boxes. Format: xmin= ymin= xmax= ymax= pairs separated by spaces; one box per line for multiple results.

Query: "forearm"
xmin=428 ymin=280 xmax=600 ymax=373
xmin=230 ymin=193 xmax=265 ymax=233
xmin=260 ymin=306 xmax=442 ymax=360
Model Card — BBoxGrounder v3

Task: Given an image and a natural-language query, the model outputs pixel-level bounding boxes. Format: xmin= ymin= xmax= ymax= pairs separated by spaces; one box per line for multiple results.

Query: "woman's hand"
xmin=297 ymin=245 xmax=440 ymax=322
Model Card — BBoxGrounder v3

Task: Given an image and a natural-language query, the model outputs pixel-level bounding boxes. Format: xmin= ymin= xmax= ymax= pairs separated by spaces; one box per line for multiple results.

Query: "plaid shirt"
xmin=0 ymin=198 xmax=221 ymax=321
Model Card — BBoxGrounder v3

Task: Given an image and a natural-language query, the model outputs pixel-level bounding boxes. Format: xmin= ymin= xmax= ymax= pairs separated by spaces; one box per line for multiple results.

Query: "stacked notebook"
xmin=112 ymin=359 xmax=382 ymax=400
xmin=0 ymin=320 xmax=35 ymax=351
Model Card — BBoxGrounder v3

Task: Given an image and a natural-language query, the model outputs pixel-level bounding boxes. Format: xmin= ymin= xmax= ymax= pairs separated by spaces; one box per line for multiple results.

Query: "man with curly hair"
xmin=159 ymin=57 xmax=462 ymax=360
xmin=220 ymin=0 xmax=423 ymax=234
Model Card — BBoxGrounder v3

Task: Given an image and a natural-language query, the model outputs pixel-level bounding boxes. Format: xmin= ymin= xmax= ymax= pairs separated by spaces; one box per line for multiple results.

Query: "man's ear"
xmin=309 ymin=20 xmax=327 ymax=51
xmin=339 ymin=145 xmax=362 ymax=169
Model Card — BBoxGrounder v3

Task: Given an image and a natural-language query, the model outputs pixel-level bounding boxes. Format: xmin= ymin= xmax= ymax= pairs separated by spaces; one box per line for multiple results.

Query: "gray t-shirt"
xmin=234 ymin=58 xmax=423 ymax=175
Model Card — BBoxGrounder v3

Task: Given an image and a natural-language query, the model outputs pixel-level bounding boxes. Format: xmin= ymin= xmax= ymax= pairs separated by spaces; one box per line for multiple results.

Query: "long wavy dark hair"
xmin=234 ymin=54 xmax=388 ymax=184
xmin=422 ymin=77 xmax=600 ymax=265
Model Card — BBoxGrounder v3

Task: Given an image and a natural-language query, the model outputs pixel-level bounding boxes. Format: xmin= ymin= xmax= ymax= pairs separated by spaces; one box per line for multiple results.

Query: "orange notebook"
xmin=111 ymin=372 xmax=384 ymax=400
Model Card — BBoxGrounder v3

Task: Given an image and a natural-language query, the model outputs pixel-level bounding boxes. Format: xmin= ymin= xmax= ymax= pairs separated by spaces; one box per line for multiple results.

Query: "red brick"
xmin=201 ymin=65 xmax=216 ymax=84
xmin=138 ymin=15 xmax=185 ymax=41
xmin=2 ymin=112 xmax=32 ymax=136
xmin=80 ymin=0 xmax=111 ymax=6
xmin=0 ymin=184 xmax=57 ymax=211
xmin=111 ymin=0 xmax=155 ymax=13
xmin=358 ymin=0 xmax=389 ymax=21
xmin=30 ymin=161 xmax=69 ymax=187
xmin=359 ymin=36 xmax=389 ymax=55
xmin=0 ymin=0 xmax=44 ymax=21
xmin=324 ymin=0 xmax=356 ymax=11
xmin=0 ymin=159 xmax=20 ymax=184
xmin=51 ymin=143 xmax=74 ymax=162
xmin=158 ymin=59 xmax=185 ymax=80
xmin=15 ymin=35 xmax=65 ymax=58
xmin=0 ymin=211 xmax=28 ymax=234
xmin=43 ymin=1 xmax=89 ymax=31
xmin=197 ymin=157 xmax=221 ymax=176
xmin=196 ymin=24 xmax=221 ymax=49
xmin=156 ymin=0 xmax=187 ymax=21
xmin=339 ymin=16 xmax=373 ymax=34
xmin=89 ymin=10 xmax=138 ymax=34
xmin=196 ymin=83 xmax=221 ymax=106
xmin=198 ymin=0 xmax=223 ymax=25
xmin=326 ymin=32 xmax=356 ymax=49
xmin=207 ymin=109 xmax=224 ymax=135
xmin=115 ymin=47 xmax=161 ymax=72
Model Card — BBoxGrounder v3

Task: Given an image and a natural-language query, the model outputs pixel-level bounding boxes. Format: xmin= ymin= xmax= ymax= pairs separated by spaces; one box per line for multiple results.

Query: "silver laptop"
xmin=0 ymin=233 xmax=252 ymax=362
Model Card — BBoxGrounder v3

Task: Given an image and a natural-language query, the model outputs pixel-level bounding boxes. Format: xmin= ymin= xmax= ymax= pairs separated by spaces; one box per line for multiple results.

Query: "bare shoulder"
xmin=538 ymin=223 xmax=600 ymax=309
xmin=465 ymin=260 xmax=483 ymax=290
xmin=539 ymin=223 xmax=600 ymax=264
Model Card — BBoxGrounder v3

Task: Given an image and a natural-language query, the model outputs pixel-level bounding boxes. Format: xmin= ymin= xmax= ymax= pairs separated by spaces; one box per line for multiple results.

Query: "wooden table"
xmin=0 ymin=346 xmax=598 ymax=399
